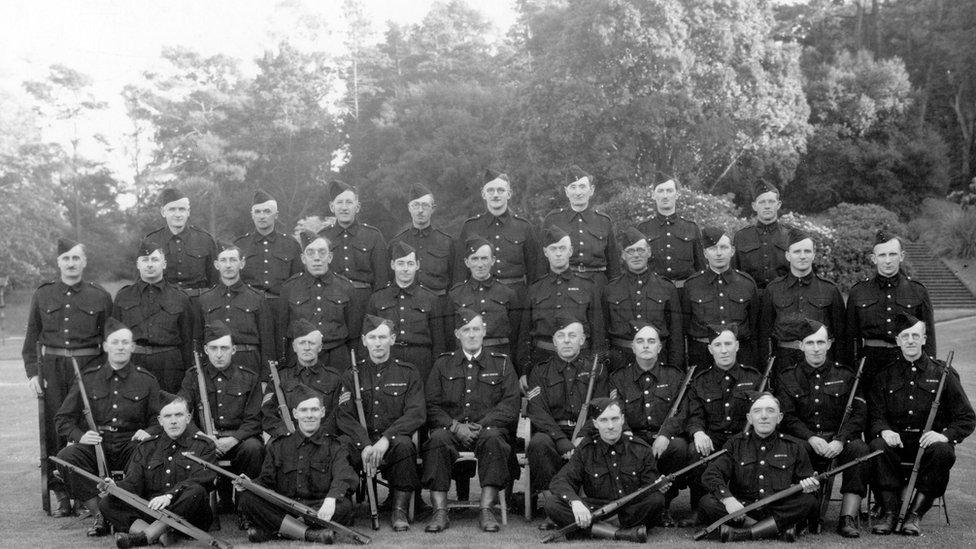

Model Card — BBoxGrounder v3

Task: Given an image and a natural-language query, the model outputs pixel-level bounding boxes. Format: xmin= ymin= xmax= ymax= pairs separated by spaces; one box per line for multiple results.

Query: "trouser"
xmin=56 ymin=436 xmax=139 ymax=502
xmin=632 ymin=431 xmax=690 ymax=482
xmin=527 ymin=426 xmax=575 ymax=493
xmin=238 ymin=491 xmax=354 ymax=533
xmin=544 ymin=491 xmax=665 ymax=529
xmin=687 ymin=339 xmax=757 ymax=372
xmin=100 ymin=482 xmax=212 ymax=533
xmin=390 ymin=345 xmax=433 ymax=388
xmin=266 ymin=294 xmax=288 ymax=375
xmin=131 ymin=348 xmax=185 ymax=393
xmin=347 ymin=433 xmax=420 ymax=491
xmin=687 ymin=432 xmax=733 ymax=507
xmin=869 ymin=436 xmax=956 ymax=498
xmin=422 ymin=426 xmax=512 ymax=491
xmin=806 ymin=439 xmax=870 ymax=497
xmin=215 ymin=437 xmax=265 ymax=505
xmin=699 ymin=491 xmax=818 ymax=527
xmin=38 ymin=353 xmax=102 ymax=491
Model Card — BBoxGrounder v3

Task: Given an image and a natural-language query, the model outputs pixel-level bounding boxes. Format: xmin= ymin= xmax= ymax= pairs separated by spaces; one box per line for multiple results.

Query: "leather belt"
xmin=346 ymin=279 xmax=372 ymax=290
xmin=778 ymin=341 xmax=802 ymax=350
xmin=235 ymin=344 xmax=259 ymax=352
xmin=482 ymin=338 xmax=510 ymax=347
xmin=179 ymin=287 xmax=206 ymax=297
xmin=612 ymin=338 xmax=633 ymax=349
xmin=41 ymin=346 xmax=100 ymax=357
xmin=695 ymin=335 xmax=749 ymax=344
xmin=556 ymin=420 xmax=577 ymax=427
xmin=132 ymin=345 xmax=178 ymax=355
xmin=572 ymin=265 xmax=606 ymax=273
xmin=496 ymin=276 xmax=526 ymax=285
xmin=533 ymin=339 xmax=556 ymax=351
xmin=862 ymin=338 xmax=897 ymax=348
xmin=96 ymin=425 xmax=119 ymax=432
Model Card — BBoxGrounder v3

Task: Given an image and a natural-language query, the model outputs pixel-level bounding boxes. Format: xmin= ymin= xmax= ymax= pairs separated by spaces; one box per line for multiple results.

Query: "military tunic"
xmin=145 ymin=224 xmax=218 ymax=293
xmin=198 ymin=281 xmax=277 ymax=378
xmin=262 ymin=361 xmax=346 ymax=437
xmin=280 ymin=271 xmax=356 ymax=369
xmin=234 ymin=227 xmax=303 ymax=296
xmin=867 ymin=354 xmax=975 ymax=497
xmin=455 ymin=209 xmax=544 ymax=288
xmin=389 ymin=225 xmax=455 ymax=294
xmin=543 ymin=206 xmax=620 ymax=284
xmin=448 ymin=276 xmax=520 ymax=357
xmin=603 ymin=269 xmax=683 ymax=370
xmin=682 ymin=268 xmax=760 ymax=369
xmin=113 ymin=280 xmax=193 ymax=392
xmin=367 ymin=281 xmax=445 ymax=381
xmin=636 ymin=213 xmax=703 ymax=284
xmin=731 ymin=221 xmax=790 ymax=290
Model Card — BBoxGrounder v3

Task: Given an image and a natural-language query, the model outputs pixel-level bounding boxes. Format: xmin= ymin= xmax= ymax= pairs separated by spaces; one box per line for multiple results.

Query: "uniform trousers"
xmin=632 ymin=431 xmax=690 ymax=486
xmin=422 ymin=426 xmax=512 ymax=491
xmin=699 ymin=491 xmax=818 ymax=527
xmin=238 ymin=491 xmax=354 ymax=532
xmin=687 ymin=432 xmax=734 ymax=506
xmin=215 ymin=437 xmax=265 ymax=504
xmin=346 ymin=434 xmax=420 ymax=491
xmin=99 ymin=482 xmax=212 ymax=533
xmin=527 ymin=426 xmax=575 ymax=493
xmin=806 ymin=439 xmax=870 ymax=497
xmin=544 ymin=491 xmax=665 ymax=529
xmin=869 ymin=436 xmax=955 ymax=497
xmin=56 ymin=436 xmax=139 ymax=502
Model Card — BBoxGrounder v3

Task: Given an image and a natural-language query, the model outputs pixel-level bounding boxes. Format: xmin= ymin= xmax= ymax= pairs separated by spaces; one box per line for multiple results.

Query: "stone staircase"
xmin=903 ymin=241 xmax=976 ymax=308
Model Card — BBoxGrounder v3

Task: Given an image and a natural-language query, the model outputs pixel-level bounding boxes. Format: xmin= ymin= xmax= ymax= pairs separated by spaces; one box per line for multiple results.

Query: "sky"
xmin=0 ymin=0 xmax=517 ymax=183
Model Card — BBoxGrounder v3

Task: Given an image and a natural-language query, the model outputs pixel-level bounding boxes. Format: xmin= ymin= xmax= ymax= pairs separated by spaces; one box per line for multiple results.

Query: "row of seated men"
xmin=49 ymin=301 xmax=973 ymax=547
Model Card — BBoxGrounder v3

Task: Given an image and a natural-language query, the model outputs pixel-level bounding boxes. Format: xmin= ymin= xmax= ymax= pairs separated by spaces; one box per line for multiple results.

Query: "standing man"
xmin=23 ymin=237 xmax=113 ymax=516
xmin=455 ymin=169 xmax=544 ymax=300
xmin=846 ymin=230 xmax=935 ymax=382
xmin=423 ymin=309 xmax=520 ymax=533
xmin=449 ymin=236 xmax=520 ymax=358
xmin=760 ymin=228 xmax=848 ymax=372
xmin=682 ymin=227 xmax=760 ymax=370
xmin=197 ymin=243 xmax=276 ymax=378
xmin=114 ymin=239 xmax=194 ymax=393
xmin=280 ymin=232 xmax=356 ymax=369
xmin=731 ymin=181 xmax=790 ymax=290
xmin=367 ymin=241 xmax=445 ymax=382
xmin=867 ymin=313 xmax=974 ymax=536
xmin=543 ymin=166 xmax=620 ymax=290
xmin=636 ymin=178 xmax=703 ymax=287
xmin=337 ymin=315 xmax=426 ymax=532
xmin=54 ymin=319 xmax=162 ymax=536
xmin=775 ymin=318 xmax=869 ymax=538
xmin=603 ymin=227 xmax=683 ymax=372
xmin=145 ymin=188 xmax=217 ymax=296
xmin=699 ymin=392 xmax=820 ymax=542
xmin=520 ymin=226 xmax=605 ymax=380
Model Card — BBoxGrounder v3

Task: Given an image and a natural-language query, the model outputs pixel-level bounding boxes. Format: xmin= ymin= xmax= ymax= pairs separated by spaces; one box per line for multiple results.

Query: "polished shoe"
xmin=424 ymin=509 xmax=449 ymax=533
xmin=871 ymin=512 xmax=897 ymax=535
xmin=304 ymin=528 xmax=335 ymax=544
xmin=837 ymin=515 xmax=860 ymax=538
xmin=899 ymin=492 xmax=933 ymax=536
xmin=900 ymin=513 xmax=922 ymax=536
xmin=247 ymin=527 xmax=273 ymax=543
xmin=721 ymin=517 xmax=779 ymax=542
xmin=88 ymin=514 xmax=110 ymax=537
xmin=51 ymin=491 xmax=75 ymax=517
xmin=479 ymin=508 xmax=500 ymax=532
xmin=537 ymin=518 xmax=557 ymax=531
xmin=614 ymin=525 xmax=647 ymax=543
xmin=677 ymin=510 xmax=701 ymax=528
xmin=114 ymin=532 xmax=148 ymax=548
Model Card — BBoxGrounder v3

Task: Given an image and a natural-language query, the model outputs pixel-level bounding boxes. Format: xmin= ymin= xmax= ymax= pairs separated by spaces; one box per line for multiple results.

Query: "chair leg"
xmin=499 ymin=489 xmax=507 ymax=525
xmin=941 ymin=496 xmax=950 ymax=525
xmin=209 ymin=490 xmax=221 ymax=531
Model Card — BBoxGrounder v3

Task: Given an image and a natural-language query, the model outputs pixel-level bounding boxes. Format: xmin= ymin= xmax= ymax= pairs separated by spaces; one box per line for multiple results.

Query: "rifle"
xmin=70 ymin=357 xmax=108 ymax=478
xmin=37 ymin=343 xmax=50 ymax=514
xmin=267 ymin=360 xmax=295 ymax=433
xmin=896 ymin=350 xmax=953 ymax=532
xmin=182 ymin=452 xmax=371 ymax=545
xmin=350 ymin=348 xmax=380 ymax=531
xmin=571 ymin=353 xmax=601 ymax=442
xmin=693 ymin=449 xmax=883 ymax=540
xmin=541 ymin=448 xmax=728 ymax=543
xmin=743 ymin=356 xmax=776 ymax=435
xmin=655 ymin=364 xmax=696 ymax=439
xmin=193 ymin=346 xmax=217 ymax=440
xmin=50 ymin=456 xmax=232 ymax=549
xmin=817 ymin=356 xmax=866 ymax=523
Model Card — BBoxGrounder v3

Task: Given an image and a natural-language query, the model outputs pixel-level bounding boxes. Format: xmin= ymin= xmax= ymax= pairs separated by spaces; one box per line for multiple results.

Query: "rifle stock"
xmin=267 ymin=360 xmax=295 ymax=433
xmin=181 ymin=452 xmax=371 ymax=545
xmin=70 ymin=357 xmax=109 ymax=478
xmin=743 ymin=357 xmax=776 ymax=435
xmin=37 ymin=343 xmax=50 ymax=514
xmin=192 ymin=347 xmax=217 ymax=439
xmin=656 ymin=365 xmax=696 ymax=439
xmin=50 ymin=456 xmax=232 ymax=549
xmin=571 ymin=353 xmax=601 ymax=441
xmin=817 ymin=356 xmax=866 ymax=521
xmin=350 ymin=349 xmax=380 ymax=530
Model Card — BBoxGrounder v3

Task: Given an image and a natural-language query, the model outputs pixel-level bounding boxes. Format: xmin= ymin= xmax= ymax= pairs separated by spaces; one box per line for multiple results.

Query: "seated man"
xmin=608 ymin=321 xmax=690 ymax=525
xmin=101 ymin=395 xmax=217 ymax=548
xmin=239 ymin=384 xmax=359 ymax=544
xmin=54 ymin=318 xmax=162 ymax=537
xmin=775 ymin=317 xmax=869 ymax=537
xmin=526 ymin=315 xmax=608 ymax=529
xmin=337 ymin=315 xmax=426 ymax=531
xmin=699 ymin=392 xmax=820 ymax=542
xmin=543 ymin=397 xmax=664 ymax=542
xmin=423 ymin=308 xmax=520 ymax=533
xmin=867 ymin=313 xmax=975 ymax=536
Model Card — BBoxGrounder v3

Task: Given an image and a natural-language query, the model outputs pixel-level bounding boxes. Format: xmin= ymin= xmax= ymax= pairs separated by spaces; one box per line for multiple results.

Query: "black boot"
xmin=51 ymin=490 xmax=75 ymax=517
xmin=614 ymin=525 xmax=647 ymax=542
xmin=87 ymin=514 xmax=110 ymax=537
xmin=837 ymin=493 xmax=862 ymax=538
xmin=720 ymin=517 xmax=779 ymax=543
xmin=871 ymin=491 xmax=899 ymax=535
xmin=899 ymin=492 xmax=934 ymax=536
xmin=391 ymin=490 xmax=411 ymax=532
xmin=304 ymin=528 xmax=335 ymax=544
xmin=114 ymin=532 xmax=148 ymax=548
xmin=425 ymin=491 xmax=449 ymax=533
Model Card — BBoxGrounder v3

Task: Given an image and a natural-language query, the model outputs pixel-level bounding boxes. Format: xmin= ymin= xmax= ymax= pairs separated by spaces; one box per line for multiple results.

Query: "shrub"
xmin=913 ymin=199 xmax=976 ymax=259
xmin=598 ymin=185 xmax=748 ymax=234
xmin=815 ymin=202 xmax=908 ymax=290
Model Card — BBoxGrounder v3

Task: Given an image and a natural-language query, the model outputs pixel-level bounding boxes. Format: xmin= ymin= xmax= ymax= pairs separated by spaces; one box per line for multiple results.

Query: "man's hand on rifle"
xmin=233 ymin=474 xmax=250 ymax=492
xmin=362 ymin=437 xmax=389 ymax=477
xmin=79 ymin=430 xmax=103 ymax=445
xmin=652 ymin=435 xmax=670 ymax=458
xmin=799 ymin=477 xmax=820 ymax=493
xmin=654 ymin=474 xmax=672 ymax=493
xmin=881 ymin=429 xmax=903 ymax=448
xmin=98 ymin=477 xmax=116 ymax=496
xmin=919 ymin=430 xmax=948 ymax=448
xmin=693 ymin=431 xmax=714 ymax=456
xmin=27 ymin=375 xmax=42 ymax=396
xmin=132 ymin=429 xmax=152 ymax=442
xmin=570 ymin=500 xmax=592 ymax=528
xmin=215 ymin=436 xmax=239 ymax=456
xmin=318 ymin=497 xmax=337 ymax=521
xmin=721 ymin=496 xmax=744 ymax=515
xmin=148 ymin=493 xmax=174 ymax=510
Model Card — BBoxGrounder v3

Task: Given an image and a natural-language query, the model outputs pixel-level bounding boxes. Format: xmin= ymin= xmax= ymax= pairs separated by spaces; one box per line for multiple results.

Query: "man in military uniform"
xmin=682 ymin=227 xmax=760 ymax=370
xmin=731 ymin=181 xmax=790 ymax=291
xmin=543 ymin=397 xmax=664 ymax=542
xmin=681 ymin=325 xmax=763 ymax=527
xmin=177 ymin=321 xmax=263 ymax=522
xmin=262 ymin=319 xmax=346 ymax=437
xmin=520 ymin=226 xmax=604 ymax=381
xmin=197 ymin=243 xmax=276 ymax=379
xmin=699 ymin=392 xmax=820 ymax=542
xmin=774 ymin=318 xmax=869 ymax=538
xmin=239 ymin=384 xmax=359 ymax=544
xmin=367 ymin=241 xmax=445 ymax=382
xmin=636 ymin=178 xmax=703 ymax=287
xmin=760 ymin=228 xmax=848 ymax=373
xmin=280 ymin=232 xmax=356 ymax=369
xmin=113 ymin=239 xmax=194 ymax=393
xmin=526 ymin=316 xmax=608 ymax=529
xmin=846 ymin=231 xmax=935 ymax=383
xmin=455 ymin=169 xmax=544 ymax=299
xmin=543 ymin=166 xmax=620 ymax=291
xmin=449 ymin=236 xmax=520 ymax=358
xmin=24 ymin=238 xmax=114 ymax=516
xmin=867 ymin=313 xmax=975 ymax=536
xmin=336 ymin=315 xmax=426 ymax=531
xmin=607 ymin=322 xmax=690 ymax=525
xmin=388 ymin=183 xmax=456 ymax=344
xmin=101 ymin=395 xmax=217 ymax=548
xmin=603 ymin=227 xmax=683 ymax=372
xmin=319 ymin=179 xmax=389 ymax=342
xmin=423 ymin=309 xmax=520 ymax=533
xmin=145 ymin=188 xmax=217 ymax=296
xmin=54 ymin=319 xmax=162 ymax=536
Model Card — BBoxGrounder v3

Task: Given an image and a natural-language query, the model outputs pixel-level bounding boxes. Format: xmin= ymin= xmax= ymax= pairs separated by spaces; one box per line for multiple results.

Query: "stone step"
xmin=902 ymin=242 xmax=976 ymax=308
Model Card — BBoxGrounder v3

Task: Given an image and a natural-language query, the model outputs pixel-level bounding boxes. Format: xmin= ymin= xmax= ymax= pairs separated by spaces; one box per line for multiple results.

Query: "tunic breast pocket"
xmin=309 ymin=459 xmax=333 ymax=492
xmin=688 ymin=291 xmax=715 ymax=319
xmin=120 ymin=389 xmax=149 ymax=418
xmin=765 ymin=456 xmax=793 ymax=486
xmin=478 ymin=373 xmax=505 ymax=402
xmin=349 ymin=243 xmax=371 ymax=269
xmin=144 ymin=458 xmax=165 ymax=483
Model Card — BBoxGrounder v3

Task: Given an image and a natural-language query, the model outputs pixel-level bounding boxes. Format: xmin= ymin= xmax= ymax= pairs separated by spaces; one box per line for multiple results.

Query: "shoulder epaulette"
xmin=140 ymin=434 xmax=161 ymax=443
xmin=627 ymin=434 xmax=651 ymax=447
xmin=594 ymin=209 xmax=612 ymax=221
xmin=187 ymin=224 xmax=215 ymax=239
xmin=733 ymin=269 xmax=756 ymax=284
xmin=192 ymin=432 xmax=213 ymax=443
xmin=81 ymin=363 xmax=102 ymax=374
xmin=233 ymin=232 xmax=253 ymax=242
xmin=360 ymin=222 xmax=381 ymax=233
xmin=391 ymin=227 xmax=410 ymax=239
xmin=36 ymin=280 xmax=56 ymax=289
xmin=780 ymin=432 xmax=805 ymax=445
xmin=463 ymin=213 xmax=483 ymax=224
xmin=489 ymin=352 xmax=509 ymax=358
xmin=438 ymin=351 xmax=456 ymax=358
xmin=685 ymin=270 xmax=706 ymax=282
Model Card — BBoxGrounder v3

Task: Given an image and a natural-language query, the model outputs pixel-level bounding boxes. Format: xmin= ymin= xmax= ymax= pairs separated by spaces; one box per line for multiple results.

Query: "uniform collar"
xmin=656 ymin=212 xmax=677 ymax=225
xmin=756 ymin=219 xmax=779 ymax=234
xmin=299 ymin=427 xmax=331 ymax=446
xmin=489 ymin=210 xmax=512 ymax=222
xmin=206 ymin=362 xmax=234 ymax=380
xmin=411 ymin=225 xmax=432 ymax=237
xmin=220 ymin=280 xmax=245 ymax=293
xmin=137 ymin=279 xmax=165 ymax=292
xmin=471 ymin=276 xmax=495 ymax=289
xmin=102 ymin=362 xmax=132 ymax=381
xmin=631 ymin=360 xmax=662 ymax=381
xmin=166 ymin=428 xmax=198 ymax=449
xmin=786 ymin=272 xmax=813 ymax=287
xmin=336 ymin=220 xmax=361 ymax=235
xmin=395 ymin=281 xmax=419 ymax=295
xmin=462 ymin=349 xmax=482 ymax=362
xmin=58 ymin=280 xmax=85 ymax=293
xmin=875 ymin=271 xmax=902 ymax=289
xmin=255 ymin=229 xmax=279 ymax=242
xmin=800 ymin=360 xmax=829 ymax=377
xmin=705 ymin=268 xmax=730 ymax=284
xmin=549 ymin=268 xmax=573 ymax=282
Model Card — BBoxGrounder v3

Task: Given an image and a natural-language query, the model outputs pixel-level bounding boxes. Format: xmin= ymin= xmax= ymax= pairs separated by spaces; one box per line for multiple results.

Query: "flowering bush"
xmin=813 ymin=202 xmax=908 ymax=290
